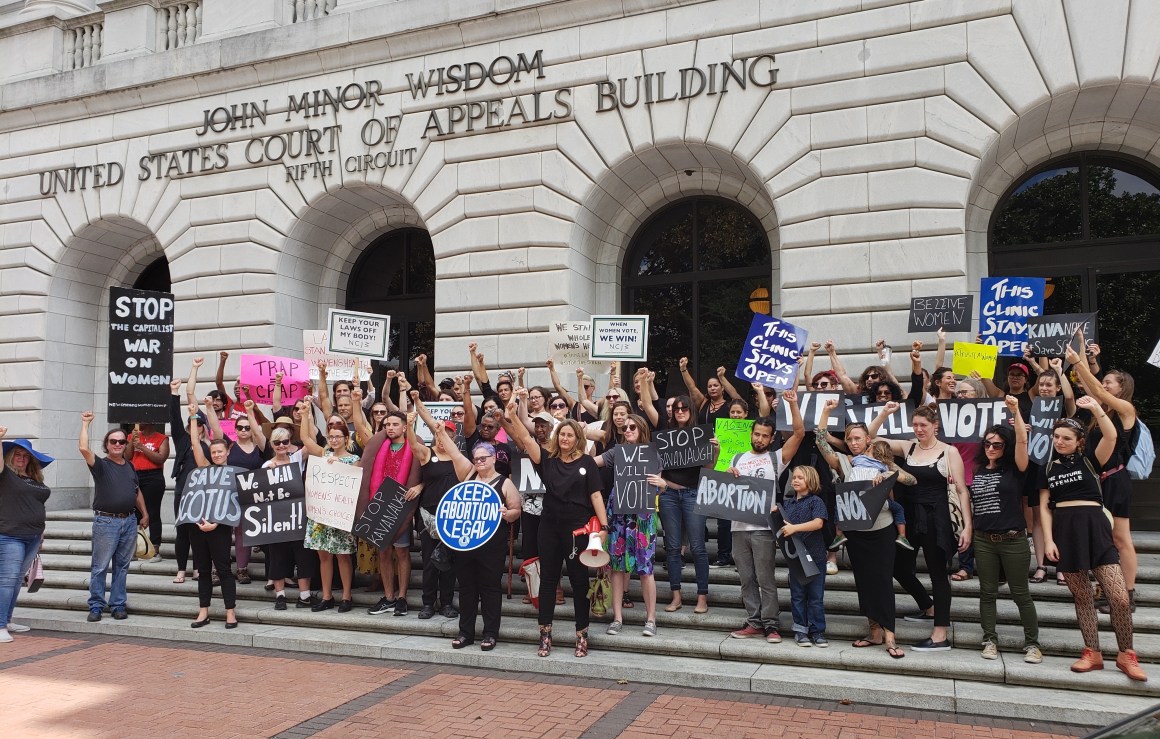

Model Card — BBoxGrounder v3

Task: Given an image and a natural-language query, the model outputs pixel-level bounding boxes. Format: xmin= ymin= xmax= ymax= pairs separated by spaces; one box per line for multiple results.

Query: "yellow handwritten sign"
xmin=952 ymin=342 xmax=998 ymax=380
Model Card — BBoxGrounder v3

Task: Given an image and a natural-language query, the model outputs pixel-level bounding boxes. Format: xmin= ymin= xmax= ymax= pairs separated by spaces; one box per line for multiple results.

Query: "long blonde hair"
xmin=548 ymin=419 xmax=587 ymax=460
xmin=5 ymin=448 xmax=44 ymax=484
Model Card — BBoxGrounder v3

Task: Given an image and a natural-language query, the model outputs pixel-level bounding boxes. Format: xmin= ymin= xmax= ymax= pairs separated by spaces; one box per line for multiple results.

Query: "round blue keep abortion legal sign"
xmin=435 ymin=480 xmax=503 ymax=551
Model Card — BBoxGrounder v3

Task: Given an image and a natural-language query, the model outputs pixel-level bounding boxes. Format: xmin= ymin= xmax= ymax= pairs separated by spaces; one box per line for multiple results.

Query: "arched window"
xmin=346 ymin=228 xmax=435 ymax=373
xmin=133 ymin=256 xmax=171 ymax=293
xmin=989 ymin=153 xmax=1160 ymax=437
xmin=622 ymin=197 xmax=772 ymax=396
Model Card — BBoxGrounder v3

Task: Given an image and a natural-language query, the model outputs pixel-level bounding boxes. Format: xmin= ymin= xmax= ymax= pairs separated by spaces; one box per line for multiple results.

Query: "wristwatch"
xmin=600 ymin=524 xmax=610 ymax=533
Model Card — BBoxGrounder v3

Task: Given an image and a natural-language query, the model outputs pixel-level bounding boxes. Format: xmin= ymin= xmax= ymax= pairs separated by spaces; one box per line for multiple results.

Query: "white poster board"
xmin=326 ymin=308 xmax=390 ymax=359
xmin=415 ymin=402 xmax=462 ymax=445
xmin=589 ymin=315 xmax=649 ymax=361
xmin=304 ymin=455 xmax=363 ymax=532
xmin=1149 ymin=337 xmax=1160 ymax=370
xmin=303 ymin=330 xmax=373 ymax=381
xmin=549 ymin=320 xmax=608 ymax=373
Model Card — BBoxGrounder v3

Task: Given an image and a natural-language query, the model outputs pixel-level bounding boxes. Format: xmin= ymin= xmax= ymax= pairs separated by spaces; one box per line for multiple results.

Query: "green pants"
xmin=975 ymin=535 xmax=1039 ymax=647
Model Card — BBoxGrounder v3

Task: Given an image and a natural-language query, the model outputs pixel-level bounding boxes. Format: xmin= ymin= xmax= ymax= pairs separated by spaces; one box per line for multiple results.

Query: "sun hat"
xmin=2 ymin=438 xmax=54 ymax=467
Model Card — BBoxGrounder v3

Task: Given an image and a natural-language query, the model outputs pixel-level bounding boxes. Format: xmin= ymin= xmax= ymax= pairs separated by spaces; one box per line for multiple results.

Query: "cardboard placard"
xmin=909 ymin=294 xmax=973 ymax=333
xmin=735 ymin=313 xmax=808 ymax=390
xmin=218 ymin=418 xmax=237 ymax=442
xmin=1028 ymin=396 xmax=1064 ymax=466
xmin=769 ymin=509 xmax=822 ymax=583
xmin=304 ymin=455 xmax=363 ymax=532
xmin=937 ymin=398 xmax=1011 ymax=443
xmin=843 ymin=400 xmax=914 ymax=440
xmin=326 ymin=308 xmax=390 ymax=359
xmin=979 ymin=276 xmax=1046 ymax=357
xmin=951 ymin=342 xmax=998 ymax=380
xmin=693 ymin=468 xmax=776 ymax=527
xmin=107 ymin=286 xmax=174 ymax=424
xmin=714 ymin=418 xmax=755 ymax=472
xmin=611 ymin=443 xmax=661 ymax=515
xmin=652 ymin=426 xmax=714 ymax=470
xmin=175 ymin=465 xmax=242 ymax=526
xmin=549 ymin=320 xmax=608 ymax=373
xmin=1148 ymin=337 xmax=1160 ymax=370
xmin=776 ymin=391 xmax=845 ymax=432
xmin=238 ymin=463 xmax=306 ymax=546
xmin=834 ymin=474 xmax=896 ymax=532
xmin=1025 ymin=313 xmax=1098 ymax=358
xmin=589 ymin=315 xmax=649 ymax=361
xmin=303 ymin=329 xmax=373 ymax=381
xmin=435 ymin=480 xmax=504 ymax=551
xmin=511 ymin=451 xmax=546 ymax=496
xmin=414 ymin=402 xmax=466 ymax=448
xmin=352 ymin=477 xmax=418 ymax=549
xmin=239 ymin=354 xmax=311 ymax=406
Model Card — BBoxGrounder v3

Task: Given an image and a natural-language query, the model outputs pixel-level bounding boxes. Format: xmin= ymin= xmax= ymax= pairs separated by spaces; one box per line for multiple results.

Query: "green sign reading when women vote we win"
xmin=714 ymin=418 xmax=755 ymax=472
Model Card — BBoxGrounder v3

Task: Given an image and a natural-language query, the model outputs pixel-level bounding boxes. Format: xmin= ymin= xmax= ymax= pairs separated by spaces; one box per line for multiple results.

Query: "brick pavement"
xmin=0 ymin=632 xmax=1085 ymax=738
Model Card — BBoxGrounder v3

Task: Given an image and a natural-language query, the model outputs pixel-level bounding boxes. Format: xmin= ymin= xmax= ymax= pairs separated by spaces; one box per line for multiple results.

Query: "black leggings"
xmin=190 ymin=524 xmax=236 ymax=609
xmin=138 ymin=469 xmax=166 ymax=547
xmin=454 ymin=525 xmax=509 ymax=640
xmin=893 ymin=527 xmax=951 ymax=627
xmin=537 ymin=517 xmax=590 ymax=631
xmin=420 ymin=525 xmax=455 ymax=608
xmin=521 ymin=513 xmax=540 ymax=560
xmin=173 ymin=490 xmax=191 ymax=572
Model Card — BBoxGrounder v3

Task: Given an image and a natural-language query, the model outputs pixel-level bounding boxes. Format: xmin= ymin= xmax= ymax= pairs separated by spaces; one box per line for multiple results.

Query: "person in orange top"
xmin=128 ymin=423 xmax=169 ymax=560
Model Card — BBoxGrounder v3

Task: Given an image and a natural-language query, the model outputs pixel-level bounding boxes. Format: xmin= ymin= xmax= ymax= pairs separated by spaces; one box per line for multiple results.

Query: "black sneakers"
xmin=274 ymin=594 xmax=287 ymax=610
xmin=368 ymin=597 xmax=396 ymax=615
xmin=338 ymin=599 xmax=353 ymax=613
xmin=87 ymin=609 xmax=102 ymax=622
xmin=311 ymin=598 xmax=335 ymax=612
xmin=112 ymin=609 xmax=128 ymax=620
xmin=912 ymin=637 xmax=952 ymax=652
xmin=296 ymin=595 xmax=317 ymax=609
xmin=394 ymin=599 xmax=409 ymax=616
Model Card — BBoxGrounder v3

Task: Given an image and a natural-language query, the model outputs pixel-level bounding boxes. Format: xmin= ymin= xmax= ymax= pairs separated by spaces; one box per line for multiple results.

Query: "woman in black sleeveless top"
xmin=871 ymin=403 xmax=972 ymax=652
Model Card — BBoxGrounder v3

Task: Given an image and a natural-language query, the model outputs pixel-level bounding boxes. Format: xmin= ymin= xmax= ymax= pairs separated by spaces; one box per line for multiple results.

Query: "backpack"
xmin=1128 ymin=422 xmax=1155 ymax=481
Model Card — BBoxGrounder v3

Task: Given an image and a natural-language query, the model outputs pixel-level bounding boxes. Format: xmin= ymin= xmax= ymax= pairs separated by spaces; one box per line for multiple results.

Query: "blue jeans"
xmin=88 ymin=515 xmax=137 ymax=612
xmin=659 ymin=488 xmax=709 ymax=595
xmin=0 ymin=533 xmax=40 ymax=627
xmin=789 ymin=570 xmax=826 ymax=637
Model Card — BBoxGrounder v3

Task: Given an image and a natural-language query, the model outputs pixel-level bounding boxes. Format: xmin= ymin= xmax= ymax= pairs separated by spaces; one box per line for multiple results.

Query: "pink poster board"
xmin=239 ymin=354 xmax=310 ymax=406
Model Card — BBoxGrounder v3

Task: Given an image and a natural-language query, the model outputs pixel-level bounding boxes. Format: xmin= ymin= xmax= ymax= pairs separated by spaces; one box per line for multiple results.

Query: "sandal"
xmin=886 ymin=643 xmax=905 ymax=659
xmin=172 ymin=572 xmax=186 ymax=584
xmin=236 ymin=568 xmax=252 ymax=585
xmin=481 ymin=636 xmax=497 ymax=652
xmin=852 ymin=637 xmax=884 ymax=648
xmin=1030 ymin=567 xmax=1048 ymax=584
xmin=950 ymin=569 xmax=971 ymax=582
xmin=1057 ymin=574 xmax=1067 ymax=586
xmin=452 ymin=635 xmax=474 ymax=649
xmin=522 ymin=594 xmax=531 ymax=605
xmin=575 ymin=629 xmax=589 ymax=658
xmin=622 ymin=594 xmax=634 ymax=609
xmin=537 ymin=625 xmax=552 ymax=657
xmin=555 ymin=589 xmax=565 ymax=605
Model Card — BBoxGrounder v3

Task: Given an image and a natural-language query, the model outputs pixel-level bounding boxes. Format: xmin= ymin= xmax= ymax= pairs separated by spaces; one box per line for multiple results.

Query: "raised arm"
xmin=777 ymin=388 xmax=806 ymax=463
xmin=169 ymin=378 xmax=190 ymax=446
xmin=413 ymin=392 xmax=472 ymax=479
xmin=577 ymin=368 xmax=599 ymax=417
xmin=803 ymin=341 xmax=819 ymax=391
xmin=826 ymin=341 xmax=859 ymax=395
xmin=203 ymin=395 xmax=223 ymax=441
xmin=78 ymin=411 xmax=96 ymax=466
xmin=934 ymin=328 xmax=947 ymax=371
xmin=504 ymin=397 xmax=540 ymax=465
xmin=298 ymin=405 xmax=325 ymax=457
xmin=1077 ymin=395 xmax=1118 ymax=467
xmin=350 ymin=384 xmax=373 ymax=444
xmin=868 ymin=401 xmax=909 ymax=456
xmin=639 ymin=370 xmax=661 ymax=428
xmin=909 ymin=340 xmax=925 ymax=380
xmin=1006 ymin=395 xmax=1029 ymax=472
xmin=402 ymin=408 xmax=432 ymax=464
xmin=316 ymin=362 xmax=333 ymax=418
xmin=717 ymin=366 xmax=742 ymax=401
xmin=187 ymin=356 xmax=203 ymax=407
xmin=469 ymin=342 xmax=489 ymax=386
xmin=815 ymin=400 xmax=842 ymax=471
xmin=1068 ymin=339 xmax=1135 ymax=425
xmin=189 ymin=404 xmax=210 ymax=468
xmin=215 ymin=351 xmax=231 ymax=402
xmin=272 ymin=370 xmax=284 ymax=411
xmin=1048 ymin=358 xmax=1077 ymax=417
xmin=245 ymin=400 xmax=267 ymax=450
xmin=678 ymin=356 xmax=707 ymax=409
xmin=547 ymin=359 xmax=576 ymax=410
xmin=461 ymin=374 xmax=478 ymax=437
xmin=414 ymin=354 xmax=436 ymax=398
xmin=1086 ymin=341 xmax=1102 ymax=377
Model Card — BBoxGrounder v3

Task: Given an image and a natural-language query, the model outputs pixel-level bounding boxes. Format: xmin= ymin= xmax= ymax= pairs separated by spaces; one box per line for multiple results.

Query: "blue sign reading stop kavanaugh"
xmin=435 ymin=480 xmax=503 ymax=551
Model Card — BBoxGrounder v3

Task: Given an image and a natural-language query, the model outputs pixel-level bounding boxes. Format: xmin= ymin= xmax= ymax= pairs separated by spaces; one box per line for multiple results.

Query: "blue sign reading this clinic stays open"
xmin=735 ymin=313 xmax=808 ymax=390
xmin=979 ymin=276 xmax=1045 ymax=357
xmin=435 ymin=480 xmax=503 ymax=551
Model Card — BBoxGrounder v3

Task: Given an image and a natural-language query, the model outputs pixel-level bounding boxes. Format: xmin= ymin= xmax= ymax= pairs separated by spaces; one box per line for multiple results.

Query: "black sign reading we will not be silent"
xmin=107 ymin=286 xmax=174 ymax=424
xmin=238 ymin=463 xmax=306 ymax=547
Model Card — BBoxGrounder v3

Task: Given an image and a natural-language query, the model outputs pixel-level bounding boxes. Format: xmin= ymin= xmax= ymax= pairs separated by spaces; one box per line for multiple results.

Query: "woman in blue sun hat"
xmin=0 ymin=427 xmax=54 ymax=643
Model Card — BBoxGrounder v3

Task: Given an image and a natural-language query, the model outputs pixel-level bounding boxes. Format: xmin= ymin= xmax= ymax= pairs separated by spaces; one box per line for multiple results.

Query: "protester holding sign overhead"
xmin=870 ymin=403 xmax=972 ymax=653
xmin=297 ymin=411 xmax=357 ymax=614
xmin=1039 ymin=396 xmax=1145 ymax=682
xmin=186 ymin=407 xmax=238 ymax=629
xmin=970 ymin=398 xmax=1040 ymax=664
xmin=504 ymin=398 xmax=607 ymax=659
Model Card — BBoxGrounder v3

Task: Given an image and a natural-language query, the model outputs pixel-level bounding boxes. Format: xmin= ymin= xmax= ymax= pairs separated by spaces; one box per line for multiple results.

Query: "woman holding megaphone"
xmin=505 ymin=397 xmax=608 ymax=658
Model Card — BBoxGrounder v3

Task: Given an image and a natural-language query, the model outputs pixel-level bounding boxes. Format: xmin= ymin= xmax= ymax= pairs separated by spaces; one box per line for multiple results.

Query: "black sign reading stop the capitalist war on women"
xmin=107 ymin=286 xmax=174 ymax=424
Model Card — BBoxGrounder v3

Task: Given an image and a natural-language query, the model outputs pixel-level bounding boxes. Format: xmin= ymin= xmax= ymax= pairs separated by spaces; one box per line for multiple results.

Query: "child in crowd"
xmin=829 ymin=439 xmax=912 ymax=552
xmin=779 ymin=466 xmax=829 ymax=647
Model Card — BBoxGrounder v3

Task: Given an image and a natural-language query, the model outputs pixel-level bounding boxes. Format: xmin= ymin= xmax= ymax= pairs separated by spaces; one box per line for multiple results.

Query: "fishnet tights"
xmin=1062 ymin=564 xmax=1132 ymax=652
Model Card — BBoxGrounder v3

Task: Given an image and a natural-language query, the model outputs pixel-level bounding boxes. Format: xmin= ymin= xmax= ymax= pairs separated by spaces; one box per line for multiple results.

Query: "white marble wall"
xmin=2 ymin=0 xmax=1160 ymax=502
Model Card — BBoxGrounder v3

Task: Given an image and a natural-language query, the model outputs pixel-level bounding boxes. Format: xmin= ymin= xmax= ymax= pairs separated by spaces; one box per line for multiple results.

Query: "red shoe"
xmin=1071 ymin=647 xmax=1104 ymax=673
xmin=730 ymin=624 xmax=764 ymax=639
xmin=1117 ymin=650 xmax=1148 ymax=682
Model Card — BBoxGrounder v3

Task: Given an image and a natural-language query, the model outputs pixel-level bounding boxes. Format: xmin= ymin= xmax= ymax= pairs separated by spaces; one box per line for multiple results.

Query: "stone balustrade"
xmin=62 ymin=16 xmax=102 ymax=69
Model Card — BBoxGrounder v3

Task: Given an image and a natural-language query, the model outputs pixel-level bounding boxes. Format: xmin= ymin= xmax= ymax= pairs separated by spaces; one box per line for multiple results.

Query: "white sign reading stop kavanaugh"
xmin=327 ymin=308 xmax=390 ymax=359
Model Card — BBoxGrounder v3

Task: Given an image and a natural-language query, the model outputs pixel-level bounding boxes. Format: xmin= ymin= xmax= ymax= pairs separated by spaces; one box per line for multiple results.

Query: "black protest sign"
xmin=176 ymin=465 xmax=242 ymax=526
xmin=237 ymin=463 xmax=306 ymax=546
xmin=777 ymin=391 xmax=845 ymax=432
xmin=352 ymin=477 xmax=418 ymax=549
xmin=937 ymin=398 xmax=1011 ymax=443
xmin=693 ymin=468 xmax=776 ymax=527
xmin=844 ymin=399 xmax=914 ymax=439
xmin=1028 ymin=397 xmax=1064 ymax=466
xmin=612 ymin=443 xmax=661 ymax=515
xmin=511 ymin=451 xmax=545 ymax=496
xmin=652 ymin=426 xmax=713 ymax=470
xmin=769 ymin=509 xmax=822 ymax=583
xmin=909 ymin=295 xmax=973 ymax=333
xmin=1026 ymin=313 xmax=1097 ymax=358
xmin=107 ymin=286 xmax=174 ymax=424
xmin=834 ymin=474 xmax=896 ymax=532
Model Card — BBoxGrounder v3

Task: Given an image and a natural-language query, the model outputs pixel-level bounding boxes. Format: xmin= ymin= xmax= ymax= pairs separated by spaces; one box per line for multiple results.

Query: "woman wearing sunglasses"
xmin=205 ymin=396 xmax=266 ymax=585
xmin=298 ymin=411 xmax=358 ymax=613
xmin=263 ymin=427 xmax=317 ymax=610
xmin=656 ymin=395 xmax=711 ymax=614
xmin=186 ymin=406 xmax=238 ymax=629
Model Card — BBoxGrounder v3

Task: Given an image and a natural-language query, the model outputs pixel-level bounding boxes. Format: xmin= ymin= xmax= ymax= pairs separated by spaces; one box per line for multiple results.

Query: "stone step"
xmin=10 ymin=604 xmax=1156 ymax=728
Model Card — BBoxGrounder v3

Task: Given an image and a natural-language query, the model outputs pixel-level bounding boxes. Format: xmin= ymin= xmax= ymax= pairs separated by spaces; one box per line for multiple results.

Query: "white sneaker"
xmin=1024 ymin=645 xmax=1043 ymax=664
xmin=148 ymin=554 xmax=163 ymax=563
xmin=0 ymin=629 xmax=11 ymax=643
xmin=981 ymin=642 xmax=998 ymax=660
xmin=825 ymin=561 xmax=838 ymax=576
xmin=6 ymin=623 xmax=31 ymax=633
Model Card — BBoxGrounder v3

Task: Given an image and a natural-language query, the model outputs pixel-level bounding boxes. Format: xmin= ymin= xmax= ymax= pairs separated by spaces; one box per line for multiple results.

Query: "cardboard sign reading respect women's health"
xmin=239 ymin=354 xmax=311 ymax=406
xmin=736 ymin=313 xmax=807 ymax=390
xmin=304 ymin=456 xmax=363 ymax=532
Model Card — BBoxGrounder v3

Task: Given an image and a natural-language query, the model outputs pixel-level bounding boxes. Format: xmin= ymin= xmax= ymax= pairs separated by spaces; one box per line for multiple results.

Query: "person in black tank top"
xmin=407 ymin=412 xmax=463 ymax=620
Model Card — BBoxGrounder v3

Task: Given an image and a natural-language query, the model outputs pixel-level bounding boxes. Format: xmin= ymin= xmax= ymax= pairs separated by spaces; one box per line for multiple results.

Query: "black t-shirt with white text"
xmin=969 ymin=466 xmax=1027 ymax=532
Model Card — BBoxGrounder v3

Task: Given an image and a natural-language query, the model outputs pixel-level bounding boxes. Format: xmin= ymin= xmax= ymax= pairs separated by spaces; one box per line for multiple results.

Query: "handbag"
xmin=135 ymin=526 xmax=156 ymax=560
xmin=24 ymin=554 xmax=45 ymax=593
xmin=587 ymin=566 xmax=612 ymax=617
xmin=946 ymin=468 xmax=965 ymax=540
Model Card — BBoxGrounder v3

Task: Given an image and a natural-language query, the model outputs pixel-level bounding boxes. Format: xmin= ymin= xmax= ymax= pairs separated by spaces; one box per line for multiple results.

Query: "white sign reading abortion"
xmin=589 ymin=315 xmax=649 ymax=361
xmin=303 ymin=330 xmax=373 ymax=381
xmin=327 ymin=308 xmax=391 ymax=359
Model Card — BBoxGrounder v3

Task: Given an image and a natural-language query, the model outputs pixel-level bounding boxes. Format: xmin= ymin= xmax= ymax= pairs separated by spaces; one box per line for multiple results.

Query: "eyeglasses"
xmin=815 ymin=382 xmax=833 ymax=389
xmin=272 ymin=440 xmax=291 ymax=447
xmin=372 ymin=410 xmax=388 ymax=416
xmin=107 ymin=438 xmax=127 ymax=446
xmin=673 ymin=406 xmax=690 ymax=413
xmin=235 ymin=425 xmax=251 ymax=431
xmin=982 ymin=440 xmax=1006 ymax=450
xmin=472 ymin=455 xmax=493 ymax=463
xmin=450 ymin=410 xmax=466 ymax=418
xmin=549 ymin=402 xmax=567 ymax=410
xmin=624 ymin=424 xmax=639 ymax=431
xmin=605 ymin=394 xmax=618 ymax=401
xmin=865 ymin=372 xmax=881 ymax=379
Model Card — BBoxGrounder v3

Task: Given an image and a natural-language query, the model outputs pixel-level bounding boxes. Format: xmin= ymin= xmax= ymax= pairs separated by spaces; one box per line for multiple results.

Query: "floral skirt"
xmin=609 ymin=512 xmax=657 ymax=576
xmin=304 ymin=518 xmax=355 ymax=554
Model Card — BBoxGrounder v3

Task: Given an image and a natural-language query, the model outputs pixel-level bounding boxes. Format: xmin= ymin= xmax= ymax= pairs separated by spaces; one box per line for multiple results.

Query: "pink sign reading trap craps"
xmin=239 ymin=354 xmax=310 ymax=406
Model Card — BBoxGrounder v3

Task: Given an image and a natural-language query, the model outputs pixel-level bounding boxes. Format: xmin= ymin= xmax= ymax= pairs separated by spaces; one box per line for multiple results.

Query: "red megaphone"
xmin=574 ymin=516 xmax=609 ymax=568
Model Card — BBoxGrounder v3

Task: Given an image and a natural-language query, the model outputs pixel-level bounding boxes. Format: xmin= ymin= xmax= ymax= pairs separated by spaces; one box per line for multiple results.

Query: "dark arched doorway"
xmin=133 ymin=256 xmax=171 ymax=293
xmin=622 ymin=197 xmax=772 ymax=396
xmin=989 ymin=152 xmax=1160 ymax=520
xmin=346 ymin=227 xmax=436 ymax=376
